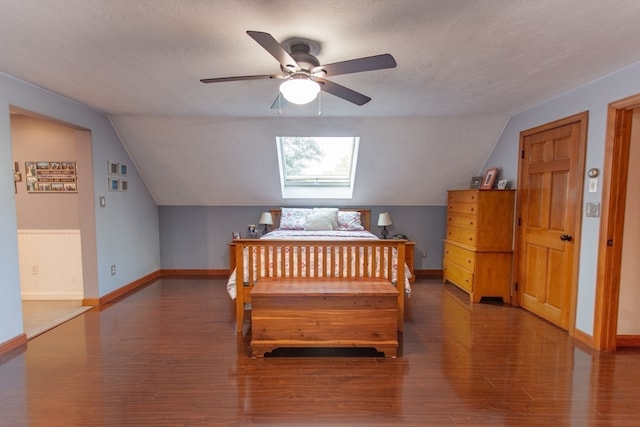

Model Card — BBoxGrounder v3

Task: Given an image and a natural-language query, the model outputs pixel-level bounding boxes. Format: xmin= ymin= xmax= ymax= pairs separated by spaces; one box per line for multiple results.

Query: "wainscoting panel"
xmin=17 ymin=229 xmax=84 ymax=300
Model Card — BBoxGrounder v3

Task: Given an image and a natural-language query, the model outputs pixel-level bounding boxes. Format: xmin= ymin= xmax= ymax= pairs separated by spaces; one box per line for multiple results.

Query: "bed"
xmin=227 ymin=208 xmax=412 ymax=341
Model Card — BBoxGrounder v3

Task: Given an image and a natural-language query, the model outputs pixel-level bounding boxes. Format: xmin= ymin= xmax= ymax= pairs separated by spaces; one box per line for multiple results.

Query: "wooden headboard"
xmin=269 ymin=208 xmax=371 ymax=231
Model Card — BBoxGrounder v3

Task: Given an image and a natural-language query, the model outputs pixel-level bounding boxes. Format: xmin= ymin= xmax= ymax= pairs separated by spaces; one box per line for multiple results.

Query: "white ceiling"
xmin=2 ymin=0 xmax=640 ymax=205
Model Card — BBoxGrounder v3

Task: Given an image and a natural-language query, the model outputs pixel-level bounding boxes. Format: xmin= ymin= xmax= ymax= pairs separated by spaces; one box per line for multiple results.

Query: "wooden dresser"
xmin=443 ymin=189 xmax=515 ymax=303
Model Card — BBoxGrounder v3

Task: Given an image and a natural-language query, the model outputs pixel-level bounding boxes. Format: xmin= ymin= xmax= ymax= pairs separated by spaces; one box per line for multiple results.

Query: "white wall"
xmin=484 ymin=61 xmax=640 ymax=335
xmin=0 ymin=72 xmax=160 ymax=346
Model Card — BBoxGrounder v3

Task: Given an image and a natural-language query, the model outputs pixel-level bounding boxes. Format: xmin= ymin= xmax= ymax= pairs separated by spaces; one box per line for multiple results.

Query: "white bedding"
xmin=226 ymin=229 xmax=412 ymax=299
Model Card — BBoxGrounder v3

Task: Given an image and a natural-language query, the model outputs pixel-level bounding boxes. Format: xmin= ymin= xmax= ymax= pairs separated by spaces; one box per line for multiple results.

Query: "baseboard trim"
xmin=0 ymin=333 xmax=27 ymax=356
xmin=159 ymin=269 xmax=228 ymax=278
xmin=414 ymin=269 xmax=443 ymax=280
xmin=82 ymin=270 xmax=162 ymax=308
xmin=82 ymin=269 xmax=229 ymax=308
xmin=617 ymin=335 xmax=640 ymax=347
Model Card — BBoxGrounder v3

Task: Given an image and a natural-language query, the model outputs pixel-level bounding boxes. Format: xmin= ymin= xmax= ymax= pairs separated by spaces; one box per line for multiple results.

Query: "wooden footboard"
xmin=233 ymin=239 xmax=407 ymax=333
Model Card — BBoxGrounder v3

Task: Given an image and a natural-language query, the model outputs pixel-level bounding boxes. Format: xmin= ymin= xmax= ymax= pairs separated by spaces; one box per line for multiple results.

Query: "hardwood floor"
xmin=1 ymin=278 xmax=639 ymax=426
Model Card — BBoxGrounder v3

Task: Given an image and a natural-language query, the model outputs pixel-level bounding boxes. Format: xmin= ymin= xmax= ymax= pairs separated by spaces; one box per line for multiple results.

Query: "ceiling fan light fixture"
xmin=279 ymin=76 xmax=320 ymax=105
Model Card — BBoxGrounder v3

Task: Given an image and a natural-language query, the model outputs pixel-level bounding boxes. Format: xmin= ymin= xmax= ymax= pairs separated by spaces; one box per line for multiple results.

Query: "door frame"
xmin=513 ymin=111 xmax=588 ymax=337
xmin=593 ymin=94 xmax=640 ymax=351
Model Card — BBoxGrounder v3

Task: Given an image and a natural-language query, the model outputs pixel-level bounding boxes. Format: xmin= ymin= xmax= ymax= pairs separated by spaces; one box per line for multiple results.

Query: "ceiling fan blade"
xmin=200 ymin=74 xmax=284 ymax=84
xmin=247 ymin=30 xmax=300 ymax=72
xmin=314 ymin=78 xmax=371 ymax=106
xmin=313 ymin=54 xmax=397 ymax=77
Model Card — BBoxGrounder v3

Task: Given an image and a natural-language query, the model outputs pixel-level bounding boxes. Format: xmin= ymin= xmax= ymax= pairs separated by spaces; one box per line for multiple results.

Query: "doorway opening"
xmin=10 ymin=108 xmax=97 ymax=339
xmin=594 ymin=94 xmax=640 ymax=351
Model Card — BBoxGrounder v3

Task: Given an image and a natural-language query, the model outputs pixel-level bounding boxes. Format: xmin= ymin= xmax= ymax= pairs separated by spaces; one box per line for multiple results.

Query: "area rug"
xmin=22 ymin=300 xmax=93 ymax=339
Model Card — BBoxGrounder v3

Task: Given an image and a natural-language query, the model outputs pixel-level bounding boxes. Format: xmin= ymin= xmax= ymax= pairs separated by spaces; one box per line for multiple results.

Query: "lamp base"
xmin=262 ymin=225 xmax=269 ymax=235
xmin=381 ymin=227 xmax=388 ymax=239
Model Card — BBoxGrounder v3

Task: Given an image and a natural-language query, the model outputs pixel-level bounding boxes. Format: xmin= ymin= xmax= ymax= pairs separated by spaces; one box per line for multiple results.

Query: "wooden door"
xmin=515 ymin=112 xmax=587 ymax=330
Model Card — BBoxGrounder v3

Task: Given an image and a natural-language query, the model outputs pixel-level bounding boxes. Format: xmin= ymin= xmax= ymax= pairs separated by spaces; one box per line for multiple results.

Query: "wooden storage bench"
xmin=250 ymin=279 xmax=399 ymax=358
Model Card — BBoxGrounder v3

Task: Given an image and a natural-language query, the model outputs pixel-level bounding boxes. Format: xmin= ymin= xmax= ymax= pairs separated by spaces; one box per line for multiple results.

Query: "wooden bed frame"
xmin=231 ymin=209 xmax=408 ymax=357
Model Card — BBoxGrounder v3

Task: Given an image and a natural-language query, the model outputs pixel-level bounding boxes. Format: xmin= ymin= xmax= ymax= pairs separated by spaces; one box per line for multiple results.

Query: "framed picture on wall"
xmin=25 ymin=161 xmax=78 ymax=193
xmin=481 ymin=167 xmax=499 ymax=190
xmin=119 ymin=180 xmax=128 ymax=191
xmin=119 ymin=164 xmax=127 ymax=176
xmin=108 ymin=161 xmax=119 ymax=175
xmin=108 ymin=177 xmax=119 ymax=192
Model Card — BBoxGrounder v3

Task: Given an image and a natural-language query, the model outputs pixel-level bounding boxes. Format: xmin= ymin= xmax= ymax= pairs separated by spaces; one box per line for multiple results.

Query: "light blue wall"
xmin=484 ymin=61 xmax=640 ymax=335
xmin=159 ymin=205 xmax=446 ymax=271
xmin=0 ymin=72 xmax=160 ymax=346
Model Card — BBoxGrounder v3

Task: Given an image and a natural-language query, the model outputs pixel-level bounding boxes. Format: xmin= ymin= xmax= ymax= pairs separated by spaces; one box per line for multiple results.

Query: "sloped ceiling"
xmin=2 ymin=1 xmax=640 ymax=205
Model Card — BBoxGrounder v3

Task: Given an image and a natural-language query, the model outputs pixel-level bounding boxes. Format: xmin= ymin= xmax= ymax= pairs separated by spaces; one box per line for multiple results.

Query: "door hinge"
xmin=521 ymin=149 xmax=525 ymax=159
xmin=514 ymin=282 xmax=518 ymax=291
xmin=518 ymin=217 xmax=521 ymax=226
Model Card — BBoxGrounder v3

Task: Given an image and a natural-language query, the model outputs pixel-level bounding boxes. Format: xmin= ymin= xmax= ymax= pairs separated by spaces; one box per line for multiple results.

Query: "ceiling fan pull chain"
xmin=318 ymin=90 xmax=322 ymax=116
xmin=277 ymin=91 xmax=282 ymax=115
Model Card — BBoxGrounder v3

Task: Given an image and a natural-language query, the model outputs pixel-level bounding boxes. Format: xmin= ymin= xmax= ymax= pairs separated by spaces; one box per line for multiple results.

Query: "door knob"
xmin=560 ymin=234 xmax=573 ymax=242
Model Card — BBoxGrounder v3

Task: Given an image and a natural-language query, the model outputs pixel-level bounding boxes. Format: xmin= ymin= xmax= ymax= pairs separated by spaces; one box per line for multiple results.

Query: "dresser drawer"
xmin=445 ymin=226 xmax=476 ymax=247
xmin=443 ymin=260 xmax=473 ymax=292
xmin=444 ymin=242 xmax=476 ymax=271
xmin=447 ymin=212 xmax=477 ymax=231
xmin=447 ymin=190 xmax=478 ymax=204
xmin=447 ymin=202 xmax=478 ymax=215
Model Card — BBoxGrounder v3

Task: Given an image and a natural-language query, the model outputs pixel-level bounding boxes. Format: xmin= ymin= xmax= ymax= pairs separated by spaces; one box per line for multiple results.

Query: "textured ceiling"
xmin=2 ymin=0 xmax=640 ymax=205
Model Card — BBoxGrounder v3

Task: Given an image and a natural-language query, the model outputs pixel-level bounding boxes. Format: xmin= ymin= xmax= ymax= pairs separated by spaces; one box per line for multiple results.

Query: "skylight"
xmin=276 ymin=136 xmax=360 ymax=199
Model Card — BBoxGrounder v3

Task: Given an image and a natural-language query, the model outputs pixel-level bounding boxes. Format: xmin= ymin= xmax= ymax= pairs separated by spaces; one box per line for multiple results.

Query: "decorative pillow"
xmin=337 ymin=210 xmax=365 ymax=231
xmin=279 ymin=207 xmax=312 ymax=230
xmin=312 ymin=208 xmax=339 ymax=230
xmin=304 ymin=212 xmax=335 ymax=231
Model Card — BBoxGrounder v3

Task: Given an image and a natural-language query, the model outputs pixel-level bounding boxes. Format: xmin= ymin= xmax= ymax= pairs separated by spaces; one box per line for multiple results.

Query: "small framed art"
xmin=481 ymin=168 xmax=499 ymax=190
xmin=108 ymin=177 xmax=119 ymax=192
xmin=497 ymin=179 xmax=510 ymax=189
xmin=108 ymin=161 xmax=119 ymax=175
xmin=232 ymin=232 xmax=241 ymax=240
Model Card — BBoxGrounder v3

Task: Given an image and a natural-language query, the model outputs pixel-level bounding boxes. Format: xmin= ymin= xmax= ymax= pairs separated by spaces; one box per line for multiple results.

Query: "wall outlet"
xmin=421 ymin=250 xmax=427 ymax=258
xmin=31 ymin=265 xmax=38 ymax=275
xmin=110 ymin=264 xmax=116 ymax=275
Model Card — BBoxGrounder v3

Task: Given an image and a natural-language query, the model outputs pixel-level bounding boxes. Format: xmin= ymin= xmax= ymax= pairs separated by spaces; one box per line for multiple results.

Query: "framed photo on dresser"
xmin=481 ymin=168 xmax=499 ymax=189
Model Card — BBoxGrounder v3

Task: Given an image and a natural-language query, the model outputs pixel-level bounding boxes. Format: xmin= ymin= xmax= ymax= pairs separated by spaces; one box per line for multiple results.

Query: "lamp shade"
xmin=280 ymin=77 xmax=320 ymax=105
xmin=259 ymin=212 xmax=273 ymax=225
xmin=377 ymin=212 xmax=392 ymax=227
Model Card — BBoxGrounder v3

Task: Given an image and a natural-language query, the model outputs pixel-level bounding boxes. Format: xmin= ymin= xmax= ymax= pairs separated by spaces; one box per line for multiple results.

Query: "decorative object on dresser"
xmin=258 ymin=212 xmax=273 ymax=235
xmin=480 ymin=167 xmax=499 ymax=190
xmin=470 ymin=176 xmax=483 ymax=189
xmin=377 ymin=212 xmax=392 ymax=239
xmin=443 ymin=189 xmax=515 ymax=303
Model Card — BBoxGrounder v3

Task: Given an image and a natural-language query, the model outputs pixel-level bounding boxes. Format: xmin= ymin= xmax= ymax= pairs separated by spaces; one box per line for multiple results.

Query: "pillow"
xmin=312 ymin=208 xmax=339 ymax=230
xmin=337 ymin=211 xmax=365 ymax=231
xmin=279 ymin=207 xmax=312 ymax=230
xmin=304 ymin=212 xmax=335 ymax=231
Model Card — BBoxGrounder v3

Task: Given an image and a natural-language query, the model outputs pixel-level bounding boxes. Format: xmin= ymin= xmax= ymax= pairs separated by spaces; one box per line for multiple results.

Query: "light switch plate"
xmin=99 ymin=196 xmax=106 ymax=207
xmin=588 ymin=178 xmax=598 ymax=193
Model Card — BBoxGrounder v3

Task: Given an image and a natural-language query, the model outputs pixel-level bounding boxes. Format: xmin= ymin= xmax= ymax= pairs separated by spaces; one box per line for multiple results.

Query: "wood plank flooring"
xmin=1 ymin=278 xmax=639 ymax=426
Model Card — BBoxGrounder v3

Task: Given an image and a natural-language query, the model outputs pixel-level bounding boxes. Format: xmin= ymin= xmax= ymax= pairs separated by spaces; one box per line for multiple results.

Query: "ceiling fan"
xmin=200 ymin=31 xmax=397 ymax=107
